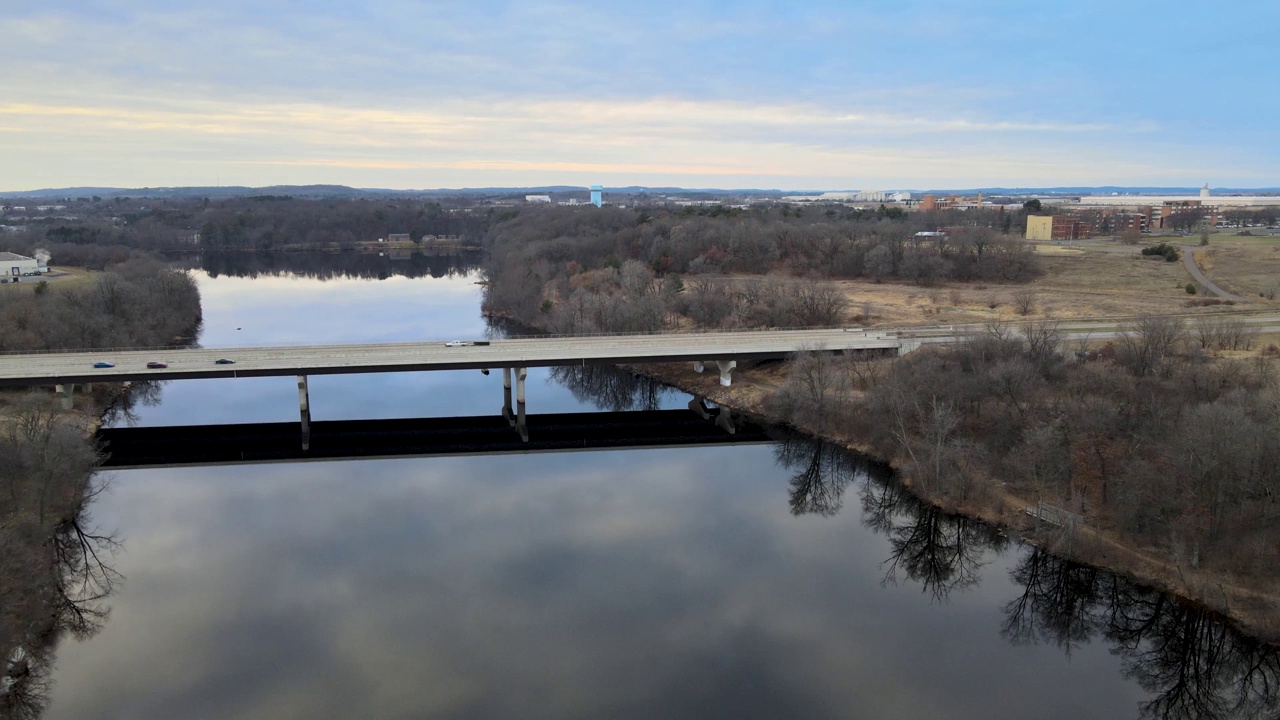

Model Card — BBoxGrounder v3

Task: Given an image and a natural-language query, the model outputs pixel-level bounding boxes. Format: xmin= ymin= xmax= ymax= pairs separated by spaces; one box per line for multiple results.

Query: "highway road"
xmin=0 ymin=328 xmax=904 ymax=387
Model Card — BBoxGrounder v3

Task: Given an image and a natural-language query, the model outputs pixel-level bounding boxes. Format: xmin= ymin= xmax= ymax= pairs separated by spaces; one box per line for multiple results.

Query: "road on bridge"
xmin=0 ymin=328 xmax=903 ymax=387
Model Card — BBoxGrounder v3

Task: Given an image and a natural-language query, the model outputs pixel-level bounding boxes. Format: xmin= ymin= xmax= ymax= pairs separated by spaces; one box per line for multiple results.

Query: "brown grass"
xmin=1193 ymin=242 xmax=1280 ymax=303
xmin=831 ymin=247 xmax=1241 ymax=327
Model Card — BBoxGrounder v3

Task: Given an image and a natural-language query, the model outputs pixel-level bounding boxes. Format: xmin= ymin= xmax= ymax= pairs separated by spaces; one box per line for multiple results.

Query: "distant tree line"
xmin=482 ymin=206 xmax=1040 ymax=331
xmin=2 ymin=196 xmax=494 ymax=256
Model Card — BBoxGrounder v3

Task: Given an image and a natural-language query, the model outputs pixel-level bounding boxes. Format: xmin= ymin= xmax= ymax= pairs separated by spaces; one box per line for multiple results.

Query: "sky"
xmin=2 ymin=0 xmax=1278 ymax=191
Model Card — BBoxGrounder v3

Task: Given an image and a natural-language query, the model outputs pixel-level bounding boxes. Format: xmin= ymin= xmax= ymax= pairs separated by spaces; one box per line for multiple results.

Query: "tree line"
xmin=2 ymin=196 xmax=494 ymax=256
xmin=482 ymin=205 xmax=1041 ymax=331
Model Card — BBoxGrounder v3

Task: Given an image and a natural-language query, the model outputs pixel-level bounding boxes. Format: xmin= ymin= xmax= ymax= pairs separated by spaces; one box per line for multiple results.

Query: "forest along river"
xmin=37 ymin=256 xmax=1280 ymax=719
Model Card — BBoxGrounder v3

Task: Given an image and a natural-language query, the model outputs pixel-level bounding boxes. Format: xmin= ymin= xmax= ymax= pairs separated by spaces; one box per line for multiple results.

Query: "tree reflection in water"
xmin=193 ymin=249 xmax=483 ymax=281
xmin=773 ymin=432 xmax=860 ymax=517
xmin=1 ymin=501 xmax=119 ymax=719
xmin=1004 ymin=549 xmax=1280 ymax=720
xmin=773 ymin=433 xmax=1280 ymax=719
xmin=547 ymin=365 xmax=678 ymax=412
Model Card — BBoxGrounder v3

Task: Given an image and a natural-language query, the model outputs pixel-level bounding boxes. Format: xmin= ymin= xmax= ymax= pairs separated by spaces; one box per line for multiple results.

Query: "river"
xmin=31 ymin=254 xmax=1280 ymax=719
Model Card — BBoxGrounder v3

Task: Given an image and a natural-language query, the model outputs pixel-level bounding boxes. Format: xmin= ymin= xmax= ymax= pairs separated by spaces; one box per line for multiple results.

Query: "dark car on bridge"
xmin=146 ymin=361 xmax=168 ymax=369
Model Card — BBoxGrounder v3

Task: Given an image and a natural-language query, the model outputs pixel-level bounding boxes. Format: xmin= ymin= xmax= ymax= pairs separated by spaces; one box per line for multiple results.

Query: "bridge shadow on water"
xmin=95 ymin=407 xmax=770 ymax=468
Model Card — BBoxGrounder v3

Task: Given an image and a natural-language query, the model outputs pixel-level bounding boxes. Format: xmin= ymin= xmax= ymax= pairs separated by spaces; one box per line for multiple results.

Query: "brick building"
xmin=1025 ymin=215 xmax=1093 ymax=241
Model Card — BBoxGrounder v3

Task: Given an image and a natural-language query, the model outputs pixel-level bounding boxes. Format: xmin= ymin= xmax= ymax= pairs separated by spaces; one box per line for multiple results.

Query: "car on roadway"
xmin=215 ymin=358 xmax=235 ymax=365
xmin=146 ymin=361 xmax=168 ymax=369
xmin=444 ymin=341 xmax=470 ymax=347
xmin=92 ymin=361 xmax=115 ymax=368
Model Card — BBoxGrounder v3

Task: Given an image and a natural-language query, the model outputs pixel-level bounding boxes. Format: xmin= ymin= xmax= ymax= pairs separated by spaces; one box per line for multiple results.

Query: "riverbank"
xmin=624 ymin=359 xmax=1280 ymax=644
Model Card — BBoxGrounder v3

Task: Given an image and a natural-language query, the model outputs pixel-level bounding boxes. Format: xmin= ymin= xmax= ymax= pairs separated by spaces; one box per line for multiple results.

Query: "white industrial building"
xmin=0 ymin=252 xmax=42 ymax=279
xmin=525 ymin=195 xmax=552 ymax=203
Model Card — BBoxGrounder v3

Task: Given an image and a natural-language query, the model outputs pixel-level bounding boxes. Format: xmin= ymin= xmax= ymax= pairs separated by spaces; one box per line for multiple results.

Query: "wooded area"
xmin=0 ymin=259 xmax=202 ymax=351
xmin=482 ymin=205 xmax=1041 ymax=331
xmin=768 ymin=319 xmax=1280 ymax=595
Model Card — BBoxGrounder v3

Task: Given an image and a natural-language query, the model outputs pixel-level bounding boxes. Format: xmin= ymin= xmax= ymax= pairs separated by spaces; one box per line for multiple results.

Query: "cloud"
xmin=2 ymin=1 xmax=1276 ymax=188
xmin=2 ymin=95 xmax=1182 ymax=189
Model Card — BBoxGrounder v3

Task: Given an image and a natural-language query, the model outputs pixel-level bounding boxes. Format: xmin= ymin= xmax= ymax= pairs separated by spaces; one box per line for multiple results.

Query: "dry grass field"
xmin=832 ymin=244 xmax=1256 ymax=328
xmin=829 ymin=238 xmax=1280 ymax=327
xmin=1194 ymin=239 xmax=1280 ymax=301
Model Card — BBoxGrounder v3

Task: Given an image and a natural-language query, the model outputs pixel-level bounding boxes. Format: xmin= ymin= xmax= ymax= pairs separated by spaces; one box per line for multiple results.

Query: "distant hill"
xmin=3 ymin=184 xmax=1278 ymax=200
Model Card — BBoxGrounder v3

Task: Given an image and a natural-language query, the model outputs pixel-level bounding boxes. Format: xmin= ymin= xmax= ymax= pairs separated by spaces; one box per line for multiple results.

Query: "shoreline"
xmin=623 ymin=359 xmax=1280 ymax=645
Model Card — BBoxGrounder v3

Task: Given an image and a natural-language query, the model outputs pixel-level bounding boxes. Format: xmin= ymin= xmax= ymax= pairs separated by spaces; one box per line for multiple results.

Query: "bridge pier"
xmin=515 ymin=367 xmax=528 ymax=442
xmin=54 ymin=383 xmax=75 ymax=410
xmin=692 ymin=359 xmax=737 ymax=386
xmin=502 ymin=367 xmax=513 ymax=421
xmin=297 ymin=375 xmax=311 ymax=450
xmin=501 ymin=367 xmax=529 ymax=441
xmin=896 ymin=339 xmax=922 ymax=356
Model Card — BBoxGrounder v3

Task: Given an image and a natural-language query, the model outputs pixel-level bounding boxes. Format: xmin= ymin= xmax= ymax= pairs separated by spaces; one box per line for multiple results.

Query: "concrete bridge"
xmin=0 ymin=328 xmax=913 ymax=440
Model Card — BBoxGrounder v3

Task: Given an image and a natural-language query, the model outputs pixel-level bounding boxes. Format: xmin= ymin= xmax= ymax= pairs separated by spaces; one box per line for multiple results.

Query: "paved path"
xmin=1181 ymin=245 xmax=1248 ymax=302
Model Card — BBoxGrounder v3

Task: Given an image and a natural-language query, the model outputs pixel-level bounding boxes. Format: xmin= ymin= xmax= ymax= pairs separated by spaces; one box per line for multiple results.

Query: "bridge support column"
xmin=54 ymin=383 xmax=75 ymax=410
xmin=716 ymin=360 xmax=736 ymax=387
xmin=515 ymin=367 xmax=528 ymax=442
xmin=297 ymin=375 xmax=311 ymax=450
xmin=693 ymin=361 xmax=737 ymax=386
xmin=896 ymin=339 xmax=922 ymax=356
xmin=502 ymin=367 xmax=514 ymax=424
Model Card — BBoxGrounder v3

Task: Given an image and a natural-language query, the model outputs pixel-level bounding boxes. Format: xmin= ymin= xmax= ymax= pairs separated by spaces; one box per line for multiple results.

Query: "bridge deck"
xmin=0 ymin=329 xmax=900 ymax=387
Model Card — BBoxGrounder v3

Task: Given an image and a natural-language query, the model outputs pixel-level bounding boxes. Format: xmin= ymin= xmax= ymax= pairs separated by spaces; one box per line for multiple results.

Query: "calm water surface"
xmin=36 ymin=263 xmax=1279 ymax=719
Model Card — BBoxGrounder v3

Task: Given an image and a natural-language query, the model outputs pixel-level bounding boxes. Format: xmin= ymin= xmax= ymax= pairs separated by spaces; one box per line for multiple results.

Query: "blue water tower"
xmin=590 ymin=185 xmax=603 ymax=207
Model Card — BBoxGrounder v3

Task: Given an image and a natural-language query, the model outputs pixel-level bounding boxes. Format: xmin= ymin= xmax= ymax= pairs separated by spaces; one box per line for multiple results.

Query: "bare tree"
xmin=1022 ymin=319 xmax=1063 ymax=369
xmin=1013 ymin=289 xmax=1037 ymax=316
xmin=1117 ymin=316 xmax=1186 ymax=377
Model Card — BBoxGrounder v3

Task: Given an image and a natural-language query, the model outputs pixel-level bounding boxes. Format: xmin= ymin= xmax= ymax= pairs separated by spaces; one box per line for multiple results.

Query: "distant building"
xmin=854 ymin=190 xmax=887 ymax=202
xmin=525 ymin=195 xmax=552 ymax=203
xmin=1026 ymin=215 xmax=1093 ymax=241
xmin=387 ymin=233 xmax=411 ymax=243
xmin=890 ymin=191 xmax=912 ymax=202
xmin=920 ymin=192 xmax=987 ymax=212
xmin=0 ymin=251 xmax=41 ymax=278
xmin=590 ymin=185 xmax=603 ymax=207
xmin=1200 ymin=183 xmax=1210 ymax=199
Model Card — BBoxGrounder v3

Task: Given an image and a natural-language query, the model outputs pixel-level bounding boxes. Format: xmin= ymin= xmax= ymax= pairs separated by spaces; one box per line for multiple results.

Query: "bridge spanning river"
xmin=0 ymin=328 xmax=907 ymax=387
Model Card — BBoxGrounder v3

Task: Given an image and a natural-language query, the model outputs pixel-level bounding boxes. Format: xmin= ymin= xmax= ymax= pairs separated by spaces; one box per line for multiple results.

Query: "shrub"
xmin=1185 ymin=283 xmax=1196 ymax=295
xmin=1140 ymin=243 xmax=1180 ymax=262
